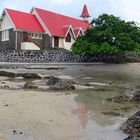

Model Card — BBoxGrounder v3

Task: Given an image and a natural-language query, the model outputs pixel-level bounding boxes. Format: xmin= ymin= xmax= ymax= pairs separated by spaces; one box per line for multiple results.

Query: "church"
xmin=0 ymin=4 xmax=91 ymax=50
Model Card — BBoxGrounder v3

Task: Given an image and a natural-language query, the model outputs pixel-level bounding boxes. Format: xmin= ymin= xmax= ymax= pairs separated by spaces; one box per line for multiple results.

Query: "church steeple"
xmin=80 ymin=4 xmax=90 ymax=20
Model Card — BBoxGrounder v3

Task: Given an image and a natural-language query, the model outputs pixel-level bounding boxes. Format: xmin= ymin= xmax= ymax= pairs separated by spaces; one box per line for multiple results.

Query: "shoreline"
xmin=0 ymin=63 xmax=139 ymax=140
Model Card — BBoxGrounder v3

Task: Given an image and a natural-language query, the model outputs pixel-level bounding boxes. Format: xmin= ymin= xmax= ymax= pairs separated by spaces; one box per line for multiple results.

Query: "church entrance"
xmin=54 ymin=36 xmax=59 ymax=48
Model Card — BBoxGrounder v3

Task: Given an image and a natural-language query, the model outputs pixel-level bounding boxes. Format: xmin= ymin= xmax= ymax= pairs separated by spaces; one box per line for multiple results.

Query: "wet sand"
xmin=0 ymin=63 xmax=140 ymax=140
xmin=0 ymin=89 xmax=83 ymax=140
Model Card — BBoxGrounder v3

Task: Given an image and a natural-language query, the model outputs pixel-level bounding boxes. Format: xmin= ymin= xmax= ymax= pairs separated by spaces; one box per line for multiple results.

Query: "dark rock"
xmin=13 ymin=130 xmax=17 ymax=134
xmin=19 ymin=132 xmax=23 ymax=135
xmin=130 ymin=87 xmax=140 ymax=102
xmin=0 ymin=71 xmax=42 ymax=79
xmin=4 ymin=104 xmax=8 ymax=107
xmin=26 ymin=67 xmax=65 ymax=70
xmin=124 ymin=134 xmax=140 ymax=140
xmin=131 ymin=94 xmax=140 ymax=102
xmin=0 ymin=71 xmax=16 ymax=77
xmin=18 ymin=73 xmax=42 ymax=79
xmin=47 ymin=76 xmax=75 ymax=91
xmin=120 ymin=111 xmax=140 ymax=135
xmin=3 ymin=85 xmax=10 ymax=89
xmin=49 ymin=82 xmax=75 ymax=91
xmin=107 ymin=94 xmax=130 ymax=103
xmin=121 ymin=86 xmax=140 ymax=103
xmin=84 ymin=84 xmax=91 ymax=87
xmin=23 ymin=82 xmax=38 ymax=89
xmin=43 ymin=76 xmax=51 ymax=79
xmin=47 ymin=76 xmax=63 ymax=86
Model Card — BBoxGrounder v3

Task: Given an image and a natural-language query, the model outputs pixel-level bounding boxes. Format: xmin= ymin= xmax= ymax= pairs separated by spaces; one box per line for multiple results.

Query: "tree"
xmin=72 ymin=14 xmax=140 ymax=54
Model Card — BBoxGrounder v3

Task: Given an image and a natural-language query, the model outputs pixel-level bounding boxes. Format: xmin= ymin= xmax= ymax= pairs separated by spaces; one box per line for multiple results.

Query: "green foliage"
xmin=72 ymin=14 xmax=140 ymax=54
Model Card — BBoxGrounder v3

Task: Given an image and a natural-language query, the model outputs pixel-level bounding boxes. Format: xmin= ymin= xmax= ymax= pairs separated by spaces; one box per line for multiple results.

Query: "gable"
xmin=0 ymin=10 xmax=14 ymax=30
xmin=5 ymin=9 xmax=45 ymax=33
xmin=73 ymin=28 xmax=84 ymax=37
xmin=31 ymin=8 xmax=51 ymax=35
xmin=78 ymin=30 xmax=84 ymax=36
xmin=65 ymin=27 xmax=75 ymax=39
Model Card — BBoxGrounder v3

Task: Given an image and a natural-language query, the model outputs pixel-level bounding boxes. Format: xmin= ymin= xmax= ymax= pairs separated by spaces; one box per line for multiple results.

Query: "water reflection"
xmin=1 ymin=63 xmax=140 ymax=140
xmin=72 ymin=88 xmax=138 ymax=139
xmin=72 ymin=103 xmax=88 ymax=129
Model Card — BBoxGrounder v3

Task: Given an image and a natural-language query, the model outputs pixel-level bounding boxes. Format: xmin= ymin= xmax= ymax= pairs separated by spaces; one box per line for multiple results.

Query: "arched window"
xmin=65 ymin=33 xmax=71 ymax=42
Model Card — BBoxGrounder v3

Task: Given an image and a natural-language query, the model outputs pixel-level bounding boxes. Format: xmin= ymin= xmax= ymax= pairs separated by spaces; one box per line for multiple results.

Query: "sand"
xmin=0 ymin=89 xmax=83 ymax=140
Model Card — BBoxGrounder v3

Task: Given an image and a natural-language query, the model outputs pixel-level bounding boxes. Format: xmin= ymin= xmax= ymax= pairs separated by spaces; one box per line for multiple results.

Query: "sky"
xmin=0 ymin=0 xmax=140 ymax=23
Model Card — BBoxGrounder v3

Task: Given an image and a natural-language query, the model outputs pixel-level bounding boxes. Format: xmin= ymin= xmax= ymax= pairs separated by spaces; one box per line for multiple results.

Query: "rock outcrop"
xmin=0 ymin=71 xmax=42 ymax=79
xmin=107 ymin=94 xmax=130 ymax=103
xmin=121 ymin=111 xmax=140 ymax=140
xmin=23 ymin=82 xmax=38 ymax=89
xmin=47 ymin=76 xmax=75 ymax=91
xmin=0 ymin=71 xmax=16 ymax=77
xmin=18 ymin=73 xmax=41 ymax=79
xmin=124 ymin=134 xmax=140 ymax=140
xmin=107 ymin=86 xmax=140 ymax=103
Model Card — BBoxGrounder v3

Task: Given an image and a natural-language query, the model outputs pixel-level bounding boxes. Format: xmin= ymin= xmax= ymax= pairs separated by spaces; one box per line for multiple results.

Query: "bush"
xmin=72 ymin=14 xmax=140 ymax=54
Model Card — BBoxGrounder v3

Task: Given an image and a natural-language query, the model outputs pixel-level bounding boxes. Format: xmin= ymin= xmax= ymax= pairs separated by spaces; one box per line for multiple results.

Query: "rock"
xmin=1 ymin=81 xmax=6 ymax=84
xmin=47 ymin=76 xmax=75 ymax=91
xmin=13 ymin=130 xmax=17 ymax=134
xmin=84 ymin=84 xmax=91 ymax=87
xmin=4 ymin=104 xmax=8 ymax=107
xmin=120 ymin=111 xmax=140 ymax=135
xmin=23 ymin=82 xmax=38 ymax=89
xmin=18 ymin=73 xmax=42 ymax=79
xmin=0 ymin=71 xmax=42 ymax=79
xmin=49 ymin=82 xmax=75 ymax=91
xmin=131 ymin=94 xmax=140 ymax=102
xmin=3 ymin=85 xmax=10 ymax=89
xmin=124 ymin=134 xmax=140 ymax=140
xmin=0 ymin=71 xmax=16 ymax=77
xmin=19 ymin=132 xmax=23 ymax=135
xmin=120 ymin=86 xmax=140 ymax=103
xmin=107 ymin=94 xmax=130 ymax=103
xmin=47 ymin=76 xmax=63 ymax=85
xmin=26 ymin=67 xmax=65 ymax=70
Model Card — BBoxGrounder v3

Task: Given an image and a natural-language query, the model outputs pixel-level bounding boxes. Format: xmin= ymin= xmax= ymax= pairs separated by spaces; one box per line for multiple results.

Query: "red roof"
xmin=34 ymin=7 xmax=91 ymax=37
xmin=6 ymin=9 xmax=44 ymax=33
xmin=80 ymin=4 xmax=91 ymax=18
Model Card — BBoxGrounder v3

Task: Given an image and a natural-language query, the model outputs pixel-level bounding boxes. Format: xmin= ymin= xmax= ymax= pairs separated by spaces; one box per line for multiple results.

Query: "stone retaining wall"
xmin=0 ymin=49 xmax=139 ymax=63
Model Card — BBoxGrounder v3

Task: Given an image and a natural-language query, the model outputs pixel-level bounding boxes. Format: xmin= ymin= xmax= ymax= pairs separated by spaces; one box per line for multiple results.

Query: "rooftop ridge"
xmin=5 ymin=8 xmax=34 ymax=15
xmin=34 ymin=7 xmax=88 ymax=23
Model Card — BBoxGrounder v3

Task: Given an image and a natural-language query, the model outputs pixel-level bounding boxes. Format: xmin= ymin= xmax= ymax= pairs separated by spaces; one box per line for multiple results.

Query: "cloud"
xmin=50 ymin=0 xmax=74 ymax=5
xmin=0 ymin=0 xmax=140 ymax=23
xmin=108 ymin=0 xmax=140 ymax=22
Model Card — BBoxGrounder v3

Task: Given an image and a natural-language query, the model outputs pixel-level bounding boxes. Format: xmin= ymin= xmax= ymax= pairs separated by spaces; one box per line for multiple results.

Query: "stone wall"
xmin=0 ymin=49 xmax=139 ymax=63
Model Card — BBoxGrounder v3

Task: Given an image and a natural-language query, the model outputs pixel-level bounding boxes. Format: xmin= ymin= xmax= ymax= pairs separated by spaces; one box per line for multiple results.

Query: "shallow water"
xmin=0 ymin=63 xmax=140 ymax=140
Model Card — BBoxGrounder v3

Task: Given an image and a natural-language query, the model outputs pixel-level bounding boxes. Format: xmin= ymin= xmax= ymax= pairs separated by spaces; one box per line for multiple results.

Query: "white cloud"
xmin=50 ymin=0 xmax=74 ymax=5
xmin=0 ymin=0 xmax=140 ymax=23
xmin=108 ymin=0 xmax=140 ymax=23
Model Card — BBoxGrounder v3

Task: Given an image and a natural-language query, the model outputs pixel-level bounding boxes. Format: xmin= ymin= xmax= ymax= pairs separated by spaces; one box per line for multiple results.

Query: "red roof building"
xmin=33 ymin=7 xmax=91 ymax=37
xmin=0 ymin=4 xmax=92 ymax=50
